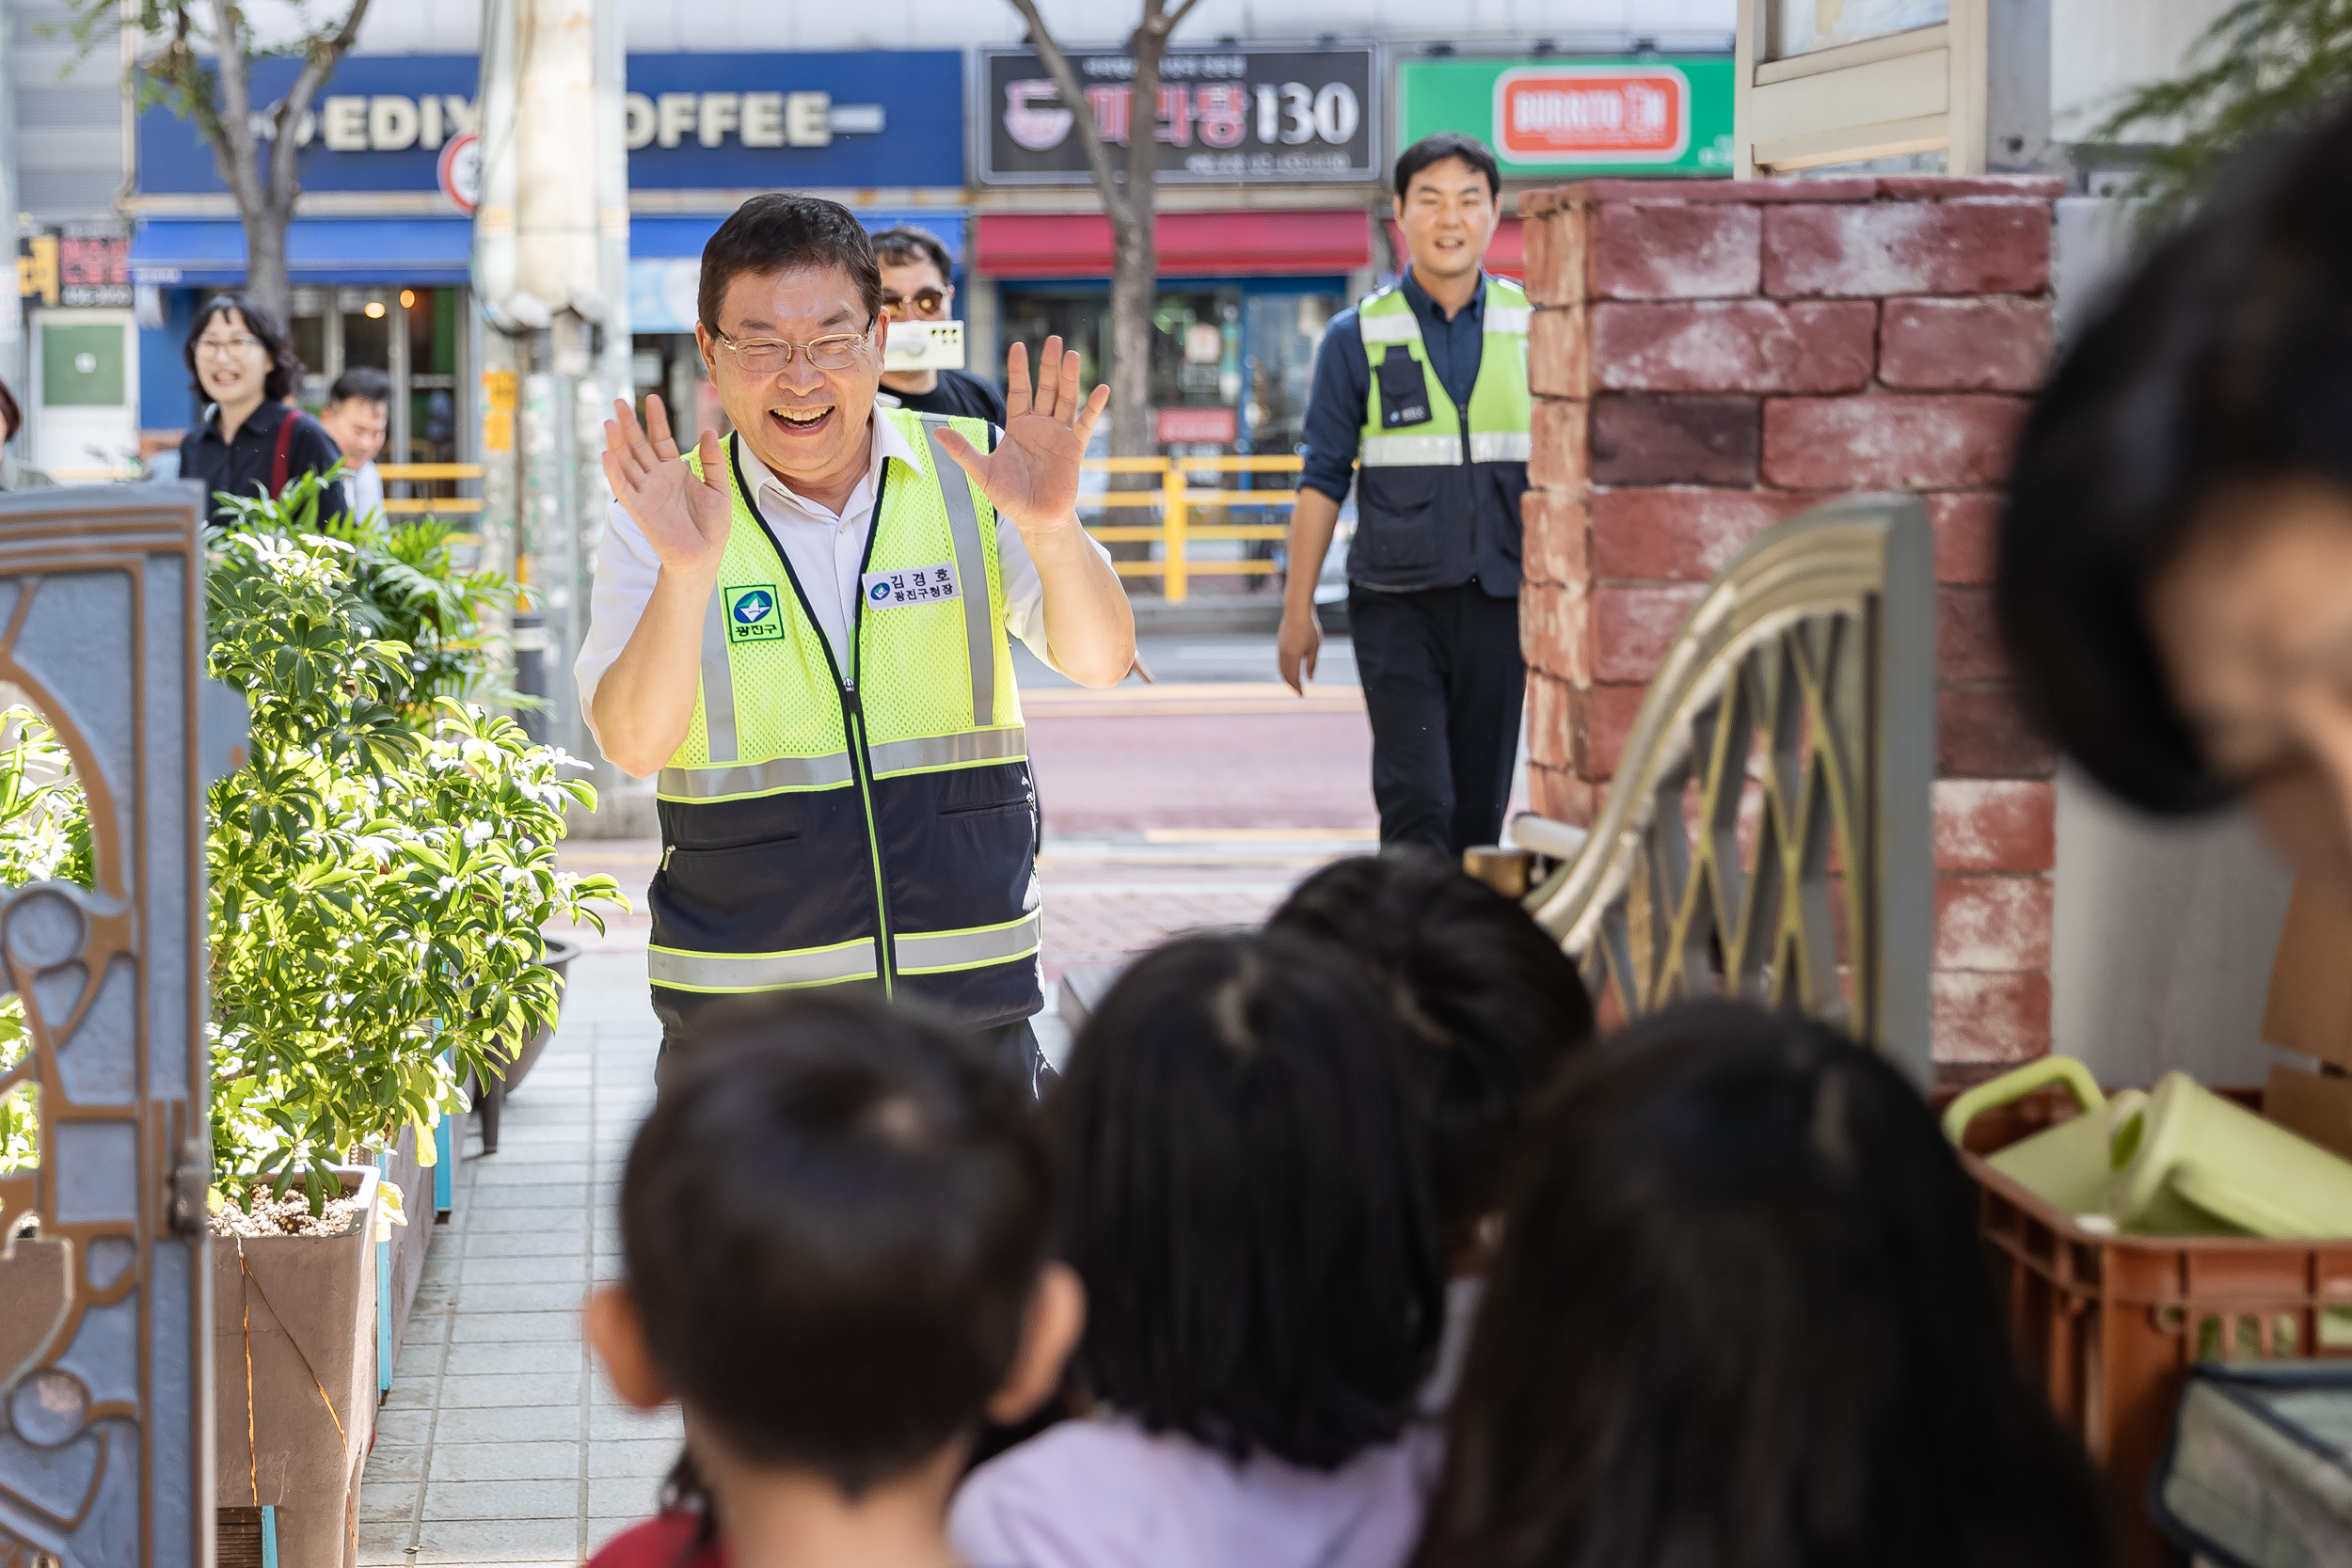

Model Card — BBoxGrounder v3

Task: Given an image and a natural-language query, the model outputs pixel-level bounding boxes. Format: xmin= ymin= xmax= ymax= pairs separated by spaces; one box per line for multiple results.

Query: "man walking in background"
xmin=871 ymin=226 xmax=1007 ymax=425
xmin=319 ymin=366 xmax=391 ymax=520
xmin=1279 ymin=134 xmax=1531 ymax=854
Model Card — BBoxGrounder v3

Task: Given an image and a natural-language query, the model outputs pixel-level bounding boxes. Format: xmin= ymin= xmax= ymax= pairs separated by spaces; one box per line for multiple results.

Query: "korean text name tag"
xmin=863 ymin=562 xmax=962 ymax=609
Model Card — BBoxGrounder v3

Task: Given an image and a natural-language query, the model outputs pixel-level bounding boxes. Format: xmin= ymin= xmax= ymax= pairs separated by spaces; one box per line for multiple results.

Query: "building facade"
xmin=104 ymin=0 xmax=1740 ymax=467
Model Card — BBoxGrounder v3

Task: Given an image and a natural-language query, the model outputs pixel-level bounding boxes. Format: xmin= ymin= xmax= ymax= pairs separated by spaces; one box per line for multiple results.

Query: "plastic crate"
xmin=1956 ymin=1088 xmax=2352 ymax=1567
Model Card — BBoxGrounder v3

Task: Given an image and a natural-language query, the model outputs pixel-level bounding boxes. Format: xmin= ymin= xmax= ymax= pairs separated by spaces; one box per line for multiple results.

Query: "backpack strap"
xmin=270 ymin=408 xmax=296 ymax=498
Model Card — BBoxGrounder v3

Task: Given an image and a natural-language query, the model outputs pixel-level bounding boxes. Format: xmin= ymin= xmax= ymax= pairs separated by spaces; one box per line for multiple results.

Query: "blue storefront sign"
xmin=129 ymin=49 xmax=967 ymax=313
xmin=135 ymin=50 xmax=964 ymax=195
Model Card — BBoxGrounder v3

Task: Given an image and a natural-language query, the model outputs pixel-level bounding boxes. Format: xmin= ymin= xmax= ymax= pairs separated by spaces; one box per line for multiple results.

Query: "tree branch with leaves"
xmin=2093 ymin=0 xmax=2352 ymax=235
xmin=65 ymin=0 xmax=373 ymax=323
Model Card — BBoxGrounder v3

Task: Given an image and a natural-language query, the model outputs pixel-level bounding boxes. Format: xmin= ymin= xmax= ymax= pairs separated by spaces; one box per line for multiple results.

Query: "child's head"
xmin=1413 ymin=1001 xmax=2100 ymax=1568
xmin=1059 ymin=930 xmax=1444 ymax=1469
xmin=1270 ymin=847 xmax=1595 ymax=1266
xmin=588 ymin=995 xmax=1082 ymax=1498
xmin=2003 ymin=98 xmax=2352 ymax=895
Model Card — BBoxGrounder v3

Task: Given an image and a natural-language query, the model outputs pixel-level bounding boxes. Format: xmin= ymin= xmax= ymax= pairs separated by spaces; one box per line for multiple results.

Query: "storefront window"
xmin=1001 ymin=280 xmax=1343 ymax=455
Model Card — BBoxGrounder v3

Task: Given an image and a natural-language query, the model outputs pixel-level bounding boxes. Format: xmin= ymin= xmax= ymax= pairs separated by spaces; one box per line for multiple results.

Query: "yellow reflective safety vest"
xmin=646 ymin=407 xmax=1041 ymax=1029
xmin=1350 ymin=275 xmax=1532 ymax=594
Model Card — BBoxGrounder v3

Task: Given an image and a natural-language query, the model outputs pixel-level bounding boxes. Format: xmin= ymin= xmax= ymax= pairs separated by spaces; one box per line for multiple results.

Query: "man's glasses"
xmin=880 ymin=288 xmax=948 ymax=319
xmin=195 ymin=335 xmax=262 ymax=359
xmin=710 ymin=325 xmax=874 ymax=375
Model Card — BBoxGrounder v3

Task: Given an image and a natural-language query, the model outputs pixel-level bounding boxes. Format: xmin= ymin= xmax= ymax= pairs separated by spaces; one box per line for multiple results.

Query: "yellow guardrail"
xmin=1079 ymin=453 xmax=1299 ymax=603
xmin=378 ymin=461 xmax=485 ymax=515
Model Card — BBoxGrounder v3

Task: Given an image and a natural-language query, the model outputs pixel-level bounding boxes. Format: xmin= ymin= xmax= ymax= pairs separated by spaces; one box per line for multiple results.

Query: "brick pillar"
xmin=1519 ymin=175 xmax=2061 ymax=1069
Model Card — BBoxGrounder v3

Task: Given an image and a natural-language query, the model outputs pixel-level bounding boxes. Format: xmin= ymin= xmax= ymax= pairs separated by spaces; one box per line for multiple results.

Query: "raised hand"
xmin=601 ymin=393 xmax=732 ymax=577
xmin=931 ymin=338 xmax=1108 ymax=539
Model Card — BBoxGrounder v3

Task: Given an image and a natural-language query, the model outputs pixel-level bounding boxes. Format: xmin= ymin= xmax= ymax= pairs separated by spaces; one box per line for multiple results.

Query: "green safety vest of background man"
xmin=1280 ymin=134 xmax=1532 ymax=855
xmin=577 ymin=194 xmax=1135 ymax=1090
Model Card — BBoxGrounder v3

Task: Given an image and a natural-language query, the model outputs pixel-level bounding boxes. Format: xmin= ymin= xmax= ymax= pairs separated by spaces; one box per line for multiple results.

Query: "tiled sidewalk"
xmin=358 ymin=953 xmax=678 ymax=1567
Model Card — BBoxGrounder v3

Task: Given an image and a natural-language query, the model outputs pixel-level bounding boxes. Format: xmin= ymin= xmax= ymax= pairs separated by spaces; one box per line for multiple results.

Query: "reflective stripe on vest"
xmin=893 ymin=910 xmax=1043 ymax=975
xmin=698 ymin=583 xmax=740 ymax=764
xmin=866 ymin=725 xmax=1028 ymax=778
xmin=658 ymin=752 xmax=857 ymax=801
xmin=920 ymin=416 xmax=996 ymax=730
xmin=1469 ymin=431 xmax=1532 ymax=463
xmin=1361 ymin=434 xmax=1469 ymax=467
xmin=648 ymin=937 xmax=882 ymax=993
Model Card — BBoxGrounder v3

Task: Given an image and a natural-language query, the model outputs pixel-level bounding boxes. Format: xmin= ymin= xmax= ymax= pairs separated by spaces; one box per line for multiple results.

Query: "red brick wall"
xmin=1518 ymin=175 xmax=2059 ymax=1067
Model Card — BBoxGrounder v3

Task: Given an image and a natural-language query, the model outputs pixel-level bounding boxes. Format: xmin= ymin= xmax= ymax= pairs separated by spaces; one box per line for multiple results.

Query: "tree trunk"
xmin=1107 ymin=211 xmax=1155 ymax=460
xmin=242 ymin=203 xmax=292 ymax=326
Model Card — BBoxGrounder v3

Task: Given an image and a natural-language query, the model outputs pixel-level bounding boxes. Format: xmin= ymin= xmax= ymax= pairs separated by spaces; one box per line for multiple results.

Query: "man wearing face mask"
xmin=870 ymin=226 xmax=1007 ymax=426
xmin=579 ymin=195 xmax=1134 ymax=1090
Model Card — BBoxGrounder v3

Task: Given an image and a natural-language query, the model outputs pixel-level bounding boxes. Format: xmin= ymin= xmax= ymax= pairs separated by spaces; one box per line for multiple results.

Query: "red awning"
xmin=976 ymin=210 xmax=1371 ymax=279
xmin=1384 ymin=217 xmax=1526 ymax=279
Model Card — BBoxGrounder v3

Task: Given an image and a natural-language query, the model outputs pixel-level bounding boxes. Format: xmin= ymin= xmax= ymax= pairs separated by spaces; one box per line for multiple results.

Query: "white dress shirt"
xmin=576 ymin=415 xmax=1108 ymax=749
xmin=344 ymin=460 xmax=385 ymax=520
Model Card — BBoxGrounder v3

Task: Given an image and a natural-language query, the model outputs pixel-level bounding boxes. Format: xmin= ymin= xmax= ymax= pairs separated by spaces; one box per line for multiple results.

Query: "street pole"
xmin=473 ymin=0 xmax=630 ymax=781
xmin=0 ymin=0 xmax=25 ymax=446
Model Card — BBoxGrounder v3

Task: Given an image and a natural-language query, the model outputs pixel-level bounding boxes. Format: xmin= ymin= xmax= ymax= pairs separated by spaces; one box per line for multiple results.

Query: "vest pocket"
xmin=1358 ymin=467 xmax=1443 ymax=570
xmin=659 ymin=836 xmax=803 ymax=921
xmin=938 ymin=797 xmax=1029 ymax=821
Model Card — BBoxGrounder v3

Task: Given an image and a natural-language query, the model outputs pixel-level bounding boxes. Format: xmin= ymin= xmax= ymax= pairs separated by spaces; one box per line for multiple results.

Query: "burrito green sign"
xmin=1395 ymin=55 xmax=1735 ymax=180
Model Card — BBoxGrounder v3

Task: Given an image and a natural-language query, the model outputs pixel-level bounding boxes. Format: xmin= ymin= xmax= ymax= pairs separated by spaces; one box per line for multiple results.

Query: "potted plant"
xmin=0 ymin=497 xmax=621 ymax=1565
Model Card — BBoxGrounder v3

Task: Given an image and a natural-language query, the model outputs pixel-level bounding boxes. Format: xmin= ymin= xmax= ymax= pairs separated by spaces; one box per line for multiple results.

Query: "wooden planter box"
xmin=213 ymin=1164 xmax=381 ymax=1568
xmin=375 ymin=1124 xmax=436 ymax=1398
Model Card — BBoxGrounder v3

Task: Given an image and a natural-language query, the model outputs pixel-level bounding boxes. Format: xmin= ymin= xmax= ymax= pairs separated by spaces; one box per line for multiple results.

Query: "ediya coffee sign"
xmin=1494 ymin=66 xmax=1690 ymax=164
xmin=978 ymin=47 xmax=1378 ymax=185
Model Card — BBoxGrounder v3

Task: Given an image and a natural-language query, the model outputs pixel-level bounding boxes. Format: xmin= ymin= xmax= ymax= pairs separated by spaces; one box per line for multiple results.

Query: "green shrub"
xmin=0 ymin=503 xmax=622 ymax=1210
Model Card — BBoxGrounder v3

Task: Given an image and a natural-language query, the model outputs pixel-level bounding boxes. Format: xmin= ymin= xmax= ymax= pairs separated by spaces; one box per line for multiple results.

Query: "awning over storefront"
xmin=128 ymin=217 xmax=474 ymax=288
xmin=628 ymin=209 xmax=968 ymax=334
xmin=975 ymin=211 xmax=1371 ymax=279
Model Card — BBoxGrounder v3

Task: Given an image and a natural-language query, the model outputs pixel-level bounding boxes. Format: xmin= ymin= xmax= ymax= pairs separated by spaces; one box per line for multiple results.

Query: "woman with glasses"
xmin=871 ymin=226 xmax=1007 ymax=425
xmin=178 ymin=293 xmax=345 ymax=527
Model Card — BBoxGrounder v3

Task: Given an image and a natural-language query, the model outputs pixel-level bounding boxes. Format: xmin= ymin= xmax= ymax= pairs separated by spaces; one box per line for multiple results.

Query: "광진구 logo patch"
xmin=723 ymin=584 xmax=784 ymax=643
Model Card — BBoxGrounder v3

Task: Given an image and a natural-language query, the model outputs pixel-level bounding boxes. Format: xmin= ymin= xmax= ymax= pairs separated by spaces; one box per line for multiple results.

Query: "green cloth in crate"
xmin=2153 ymin=1361 xmax=2352 ymax=1568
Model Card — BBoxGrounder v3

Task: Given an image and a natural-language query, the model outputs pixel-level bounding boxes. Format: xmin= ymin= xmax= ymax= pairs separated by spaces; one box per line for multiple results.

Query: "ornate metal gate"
xmin=0 ymin=486 xmax=243 ymax=1568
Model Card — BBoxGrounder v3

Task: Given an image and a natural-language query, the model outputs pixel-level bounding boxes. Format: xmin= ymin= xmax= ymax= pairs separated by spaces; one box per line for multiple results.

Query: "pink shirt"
xmin=947 ymin=1414 xmax=1442 ymax=1568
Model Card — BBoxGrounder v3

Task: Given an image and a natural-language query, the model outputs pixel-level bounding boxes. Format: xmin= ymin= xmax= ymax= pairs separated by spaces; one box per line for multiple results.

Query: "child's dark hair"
xmin=1411 ymin=1001 xmax=2102 ymax=1568
xmin=621 ymin=994 xmax=1054 ymax=1497
xmin=1269 ymin=847 xmax=1595 ymax=1264
xmin=2002 ymin=98 xmax=2352 ymax=815
xmin=1058 ymin=930 xmax=1444 ymax=1470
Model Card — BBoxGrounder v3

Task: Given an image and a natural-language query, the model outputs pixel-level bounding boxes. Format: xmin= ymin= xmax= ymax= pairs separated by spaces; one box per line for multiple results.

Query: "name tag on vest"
xmin=863 ymin=562 xmax=962 ymax=609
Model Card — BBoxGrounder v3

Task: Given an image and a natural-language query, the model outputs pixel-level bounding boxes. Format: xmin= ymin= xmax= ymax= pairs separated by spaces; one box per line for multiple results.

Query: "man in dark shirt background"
xmin=871 ymin=227 xmax=1006 ymax=425
xmin=1279 ymin=135 xmax=1530 ymax=854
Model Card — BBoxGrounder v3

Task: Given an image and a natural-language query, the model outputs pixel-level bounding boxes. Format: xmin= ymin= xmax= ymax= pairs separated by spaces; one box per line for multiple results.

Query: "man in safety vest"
xmin=1279 ymin=134 xmax=1530 ymax=854
xmin=578 ymin=195 xmax=1135 ymax=1087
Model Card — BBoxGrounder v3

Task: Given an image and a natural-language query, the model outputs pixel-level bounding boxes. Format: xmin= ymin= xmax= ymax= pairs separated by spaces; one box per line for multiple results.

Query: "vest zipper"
xmin=728 ymin=438 xmax=898 ymax=994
